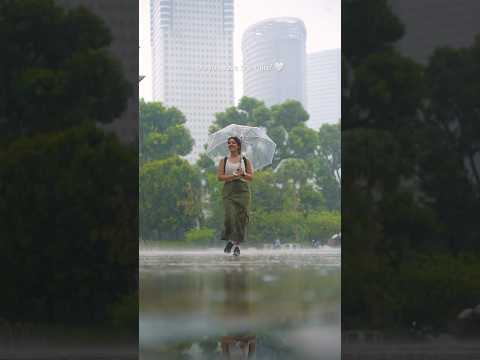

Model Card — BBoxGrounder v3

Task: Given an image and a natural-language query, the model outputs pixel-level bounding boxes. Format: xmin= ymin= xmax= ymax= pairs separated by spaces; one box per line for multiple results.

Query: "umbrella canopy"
xmin=206 ymin=124 xmax=276 ymax=170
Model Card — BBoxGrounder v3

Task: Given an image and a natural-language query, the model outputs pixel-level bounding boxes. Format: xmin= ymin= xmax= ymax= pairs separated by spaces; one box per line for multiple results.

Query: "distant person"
xmin=273 ymin=239 xmax=281 ymax=249
xmin=217 ymin=136 xmax=254 ymax=256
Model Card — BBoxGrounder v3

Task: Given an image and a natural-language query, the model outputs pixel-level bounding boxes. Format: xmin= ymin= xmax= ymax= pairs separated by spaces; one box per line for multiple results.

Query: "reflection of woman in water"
xmin=217 ymin=136 xmax=254 ymax=256
xmin=220 ymin=334 xmax=256 ymax=359
xmin=220 ymin=268 xmax=256 ymax=359
xmin=223 ymin=268 xmax=249 ymax=313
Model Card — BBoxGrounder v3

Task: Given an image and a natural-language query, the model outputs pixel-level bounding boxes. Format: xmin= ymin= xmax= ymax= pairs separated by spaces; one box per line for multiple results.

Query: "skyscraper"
xmin=389 ymin=0 xmax=480 ymax=63
xmin=56 ymin=0 xmax=139 ymax=143
xmin=306 ymin=49 xmax=341 ymax=130
xmin=150 ymin=0 xmax=234 ymax=162
xmin=242 ymin=17 xmax=306 ymax=107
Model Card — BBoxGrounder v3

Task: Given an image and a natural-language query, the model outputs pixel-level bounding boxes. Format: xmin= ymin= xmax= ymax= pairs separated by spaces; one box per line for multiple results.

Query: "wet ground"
xmin=140 ymin=247 xmax=341 ymax=359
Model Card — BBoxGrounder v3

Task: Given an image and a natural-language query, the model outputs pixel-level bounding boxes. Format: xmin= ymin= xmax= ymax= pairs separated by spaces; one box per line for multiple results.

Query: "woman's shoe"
xmin=224 ymin=241 xmax=234 ymax=253
xmin=233 ymin=246 xmax=240 ymax=256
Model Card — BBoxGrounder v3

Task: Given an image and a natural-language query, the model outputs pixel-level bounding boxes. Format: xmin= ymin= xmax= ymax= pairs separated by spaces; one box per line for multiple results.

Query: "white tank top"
xmin=225 ymin=157 xmax=246 ymax=181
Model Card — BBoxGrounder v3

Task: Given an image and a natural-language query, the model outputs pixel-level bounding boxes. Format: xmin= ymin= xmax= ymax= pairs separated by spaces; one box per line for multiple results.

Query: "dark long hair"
xmin=227 ymin=136 xmax=242 ymax=155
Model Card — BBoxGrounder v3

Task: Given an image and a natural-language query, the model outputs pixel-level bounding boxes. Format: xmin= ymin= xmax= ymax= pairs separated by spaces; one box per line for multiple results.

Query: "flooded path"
xmin=140 ymin=247 xmax=341 ymax=359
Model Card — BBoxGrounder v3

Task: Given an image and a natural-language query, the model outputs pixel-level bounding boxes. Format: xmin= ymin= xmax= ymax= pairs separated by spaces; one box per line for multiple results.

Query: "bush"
xmin=185 ymin=227 xmax=215 ymax=246
xmin=305 ymin=211 xmax=341 ymax=243
xmin=342 ymin=252 xmax=480 ymax=333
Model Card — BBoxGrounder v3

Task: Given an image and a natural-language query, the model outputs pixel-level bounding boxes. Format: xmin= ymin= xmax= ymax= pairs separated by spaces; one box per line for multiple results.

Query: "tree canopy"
xmin=342 ymin=0 xmax=480 ymax=332
xmin=0 ymin=0 xmax=132 ymax=140
xmin=0 ymin=0 xmax=136 ymax=328
xmin=139 ymin=99 xmax=194 ymax=162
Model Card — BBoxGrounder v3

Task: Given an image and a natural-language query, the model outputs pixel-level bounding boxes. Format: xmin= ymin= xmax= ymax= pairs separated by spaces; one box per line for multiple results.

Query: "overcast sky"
xmin=139 ymin=0 xmax=341 ymax=103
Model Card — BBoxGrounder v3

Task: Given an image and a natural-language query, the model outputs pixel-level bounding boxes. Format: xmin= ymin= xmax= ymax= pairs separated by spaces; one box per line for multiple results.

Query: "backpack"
xmin=224 ymin=156 xmax=248 ymax=173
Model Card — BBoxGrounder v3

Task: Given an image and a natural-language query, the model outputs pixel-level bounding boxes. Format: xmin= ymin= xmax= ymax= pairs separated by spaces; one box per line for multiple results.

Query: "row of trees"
xmin=342 ymin=0 xmax=480 ymax=333
xmin=139 ymin=97 xmax=341 ymax=245
xmin=0 ymin=0 xmax=137 ymax=329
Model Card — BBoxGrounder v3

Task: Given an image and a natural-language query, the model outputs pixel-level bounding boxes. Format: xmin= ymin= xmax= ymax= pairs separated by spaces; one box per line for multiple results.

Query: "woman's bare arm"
xmin=241 ymin=159 xmax=254 ymax=182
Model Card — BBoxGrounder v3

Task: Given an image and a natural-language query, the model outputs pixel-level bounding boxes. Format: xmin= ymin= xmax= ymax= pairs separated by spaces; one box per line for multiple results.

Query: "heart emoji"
xmin=274 ymin=61 xmax=284 ymax=71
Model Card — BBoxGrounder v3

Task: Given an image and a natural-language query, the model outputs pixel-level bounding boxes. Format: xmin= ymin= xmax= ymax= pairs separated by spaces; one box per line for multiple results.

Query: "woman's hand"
xmin=235 ymin=168 xmax=245 ymax=177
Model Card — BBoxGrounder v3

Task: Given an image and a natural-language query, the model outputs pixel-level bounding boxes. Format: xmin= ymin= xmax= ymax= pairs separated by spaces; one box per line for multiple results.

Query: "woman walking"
xmin=217 ymin=136 xmax=254 ymax=256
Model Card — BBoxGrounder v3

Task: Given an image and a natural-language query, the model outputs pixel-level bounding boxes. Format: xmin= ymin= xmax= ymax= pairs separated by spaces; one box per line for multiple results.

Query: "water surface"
xmin=140 ymin=247 xmax=341 ymax=359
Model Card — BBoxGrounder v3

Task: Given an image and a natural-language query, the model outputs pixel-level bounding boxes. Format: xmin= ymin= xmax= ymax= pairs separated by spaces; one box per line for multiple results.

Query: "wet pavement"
xmin=140 ymin=247 xmax=341 ymax=359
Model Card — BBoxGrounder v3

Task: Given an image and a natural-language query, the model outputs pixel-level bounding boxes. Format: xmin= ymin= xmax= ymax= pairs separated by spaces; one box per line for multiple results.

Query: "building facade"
xmin=57 ymin=0 xmax=139 ymax=144
xmin=306 ymin=49 xmax=341 ymax=130
xmin=150 ymin=0 xmax=234 ymax=162
xmin=242 ymin=17 xmax=306 ymax=107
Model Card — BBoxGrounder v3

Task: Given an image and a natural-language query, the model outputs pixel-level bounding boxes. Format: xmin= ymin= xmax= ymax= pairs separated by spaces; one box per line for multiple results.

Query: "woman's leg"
xmin=224 ymin=183 xmax=250 ymax=251
xmin=222 ymin=186 xmax=235 ymax=241
xmin=234 ymin=187 xmax=250 ymax=244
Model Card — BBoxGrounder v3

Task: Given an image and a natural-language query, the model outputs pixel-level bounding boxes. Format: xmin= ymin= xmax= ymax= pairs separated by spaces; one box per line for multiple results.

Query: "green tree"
xmin=209 ymin=106 xmax=248 ymax=133
xmin=238 ymin=97 xmax=272 ymax=127
xmin=0 ymin=0 xmax=137 ymax=329
xmin=201 ymin=97 xmax=338 ymax=244
xmin=139 ymin=100 xmax=193 ymax=162
xmin=238 ymin=97 xmax=266 ymax=117
xmin=196 ymin=151 xmax=216 ymax=172
xmin=270 ymin=99 xmax=309 ymax=131
xmin=419 ymin=37 xmax=480 ymax=252
xmin=201 ymin=172 xmax=224 ymax=232
xmin=208 ymin=97 xmax=313 ymax=168
xmin=249 ymin=170 xmax=289 ymax=213
xmin=140 ymin=156 xmax=201 ymax=240
xmin=288 ymin=124 xmax=319 ymax=159
xmin=0 ymin=0 xmax=132 ymax=139
xmin=0 ymin=124 xmax=137 ymax=323
xmin=350 ymin=51 xmax=425 ymax=130
xmin=311 ymin=123 xmax=341 ymax=210
xmin=305 ymin=211 xmax=341 ymax=243
xmin=342 ymin=0 xmax=480 ymax=332
xmin=274 ymin=158 xmax=310 ymax=188
xmin=208 ymin=96 xmax=272 ymax=133
xmin=342 ymin=0 xmax=404 ymax=65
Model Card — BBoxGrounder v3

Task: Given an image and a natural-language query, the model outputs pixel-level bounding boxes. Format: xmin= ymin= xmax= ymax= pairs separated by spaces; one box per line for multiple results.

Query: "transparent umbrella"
xmin=206 ymin=124 xmax=276 ymax=170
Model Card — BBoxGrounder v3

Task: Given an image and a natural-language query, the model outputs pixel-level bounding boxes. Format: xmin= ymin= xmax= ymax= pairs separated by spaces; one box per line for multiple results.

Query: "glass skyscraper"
xmin=150 ymin=0 xmax=234 ymax=162
xmin=306 ymin=49 xmax=341 ymax=129
xmin=242 ymin=17 xmax=306 ymax=107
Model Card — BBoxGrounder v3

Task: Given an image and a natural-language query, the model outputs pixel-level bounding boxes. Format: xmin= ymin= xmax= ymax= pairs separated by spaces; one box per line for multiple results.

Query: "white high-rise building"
xmin=306 ymin=49 xmax=341 ymax=130
xmin=150 ymin=0 xmax=234 ymax=162
xmin=242 ymin=17 xmax=306 ymax=107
